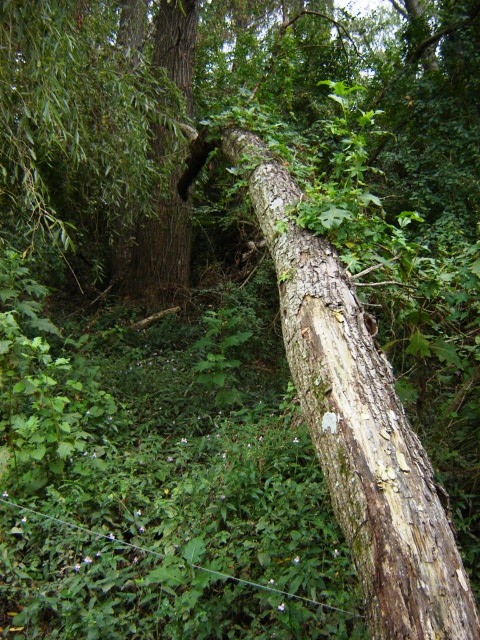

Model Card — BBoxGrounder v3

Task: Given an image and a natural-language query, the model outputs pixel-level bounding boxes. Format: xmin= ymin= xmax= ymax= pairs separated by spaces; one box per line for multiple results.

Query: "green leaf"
xmin=431 ymin=339 xmax=463 ymax=369
xmin=57 ymin=441 xmax=75 ymax=458
xmin=395 ymin=380 xmax=419 ymax=405
xmin=182 ymin=537 xmax=206 ymax=564
xmin=31 ymin=445 xmax=47 ymax=461
xmin=328 ymin=93 xmax=347 ymax=108
xmin=30 ymin=317 xmax=62 ymax=336
xmin=470 ymin=258 xmax=480 ymax=279
xmin=52 ymin=396 xmax=69 ymax=412
xmin=143 ymin=564 xmax=184 ymax=590
xmin=320 ymin=204 xmax=351 ymax=229
xmin=406 ymin=331 xmax=431 ymax=357
xmin=211 ymin=373 xmax=226 ymax=387
xmin=358 ymin=192 xmax=382 ymax=208
xmin=0 ymin=446 xmax=11 ymax=481
xmin=59 ymin=422 xmax=71 ymax=433
xmin=0 ymin=340 xmax=12 ymax=354
xmin=221 ymin=331 xmax=252 ymax=348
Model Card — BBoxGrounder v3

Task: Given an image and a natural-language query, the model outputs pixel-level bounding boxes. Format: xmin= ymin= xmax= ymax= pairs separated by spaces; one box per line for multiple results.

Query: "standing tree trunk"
xmin=390 ymin=0 xmax=440 ymax=72
xmin=117 ymin=0 xmax=147 ymax=65
xmin=115 ymin=0 xmax=199 ymax=309
xmin=221 ymin=127 xmax=480 ymax=639
xmin=111 ymin=0 xmax=148 ymax=289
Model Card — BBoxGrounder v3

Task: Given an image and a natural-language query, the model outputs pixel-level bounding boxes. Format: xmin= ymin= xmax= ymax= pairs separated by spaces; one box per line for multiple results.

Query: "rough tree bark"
xmin=390 ymin=0 xmax=440 ymax=71
xmin=115 ymin=0 xmax=199 ymax=309
xmin=221 ymin=127 xmax=480 ymax=640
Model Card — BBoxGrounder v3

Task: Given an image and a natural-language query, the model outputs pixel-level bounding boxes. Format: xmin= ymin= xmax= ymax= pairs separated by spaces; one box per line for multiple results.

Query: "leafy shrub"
xmin=190 ymin=308 xmax=253 ymax=407
xmin=1 ymin=406 xmax=367 ymax=639
xmin=0 ymin=251 xmax=119 ymax=493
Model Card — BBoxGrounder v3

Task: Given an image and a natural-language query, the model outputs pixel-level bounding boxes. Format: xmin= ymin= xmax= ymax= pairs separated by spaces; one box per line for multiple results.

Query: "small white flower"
xmin=220 ymin=495 xmax=226 ymax=500
xmin=222 ymin=452 xmax=226 ymax=459
xmin=136 ymin=509 xmax=142 ymax=516
xmin=2 ymin=491 xmax=8 ymax=498
xmin=269 ymin=579 xmax=275 ymax=584
xmin=293 ymin=437 xmax=299 ymax=444
xmin=167 ymin=456 xmax=174 ymax=462
xmin=247 ymin=443 xmax=251 ymax=448
xmin=293 ymin=555 xmax=300 ymax=564
xmin=96 ymin=551 xmax=102 ymax=557
xmin=139 ymin=526 xmax=145 ymax=533
xmin=133 ymin=556 xmax=139 ymax=564
xmin=92 ymin=452 xmax=97 ymax=458
xmin=83 ymin=556 xmax=92 ymax=564
xmin=74 ymin=563 xmax=81 ymax=572
xmin=258 ymin=436 xmax=263 ymax=442
xmin=333 ymin=548 xmax=340 ymax=558
xmin=278 ymin=603 xmax=285 ymax=612
xmin=21 ymin=517 xmax=27 ymax=523
xmin=181 ymin=438 xmax=187 ymax=444
xmin=108 ymin=533 xmax=115 ymax=540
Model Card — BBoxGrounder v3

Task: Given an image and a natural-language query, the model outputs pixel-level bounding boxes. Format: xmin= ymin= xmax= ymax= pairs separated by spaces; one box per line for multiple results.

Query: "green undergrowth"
xmin=0 ymin=255 xmax=366 ymax=638
xmin=1 ymin=413 xmax=366 ymax=639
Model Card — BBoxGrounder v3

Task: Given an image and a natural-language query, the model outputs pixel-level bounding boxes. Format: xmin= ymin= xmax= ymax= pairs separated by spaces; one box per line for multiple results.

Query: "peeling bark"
xmin=221 ymin=127 xmax=480 ymax=640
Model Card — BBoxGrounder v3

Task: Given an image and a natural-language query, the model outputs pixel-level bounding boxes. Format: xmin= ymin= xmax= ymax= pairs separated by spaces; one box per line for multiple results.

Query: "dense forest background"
xmin=0 ymin=0 xmax=479 ymax=637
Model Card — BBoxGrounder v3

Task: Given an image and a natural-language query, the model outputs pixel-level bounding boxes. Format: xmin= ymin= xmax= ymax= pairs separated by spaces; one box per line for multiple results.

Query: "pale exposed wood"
xmin=129 ymin=306 xmax=180 ymax=331
xmin=221 ymin=127 xmax=480 ymax=640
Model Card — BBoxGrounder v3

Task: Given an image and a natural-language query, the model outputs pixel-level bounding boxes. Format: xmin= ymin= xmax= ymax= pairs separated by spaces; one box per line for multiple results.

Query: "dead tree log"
xmin=221 ymin=127 xmax=480 ymax=640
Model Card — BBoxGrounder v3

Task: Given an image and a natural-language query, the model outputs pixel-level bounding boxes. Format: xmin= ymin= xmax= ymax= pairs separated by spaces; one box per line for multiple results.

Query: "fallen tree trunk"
xmin=221 ymin=127 xmax=480 ymax=639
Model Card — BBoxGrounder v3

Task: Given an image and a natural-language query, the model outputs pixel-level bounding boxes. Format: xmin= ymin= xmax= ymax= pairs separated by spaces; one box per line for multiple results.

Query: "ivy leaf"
xmin=406 ymin=330 xmax=431 ymax=357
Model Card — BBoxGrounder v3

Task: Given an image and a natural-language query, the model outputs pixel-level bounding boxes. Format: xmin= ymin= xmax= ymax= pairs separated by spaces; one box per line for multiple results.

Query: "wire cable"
xmin=0 ymin=496 xmax=365 ymax=619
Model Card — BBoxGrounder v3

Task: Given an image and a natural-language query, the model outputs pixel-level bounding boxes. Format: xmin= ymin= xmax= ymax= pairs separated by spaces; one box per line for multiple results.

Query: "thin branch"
xmin=387 ymin=0 xmax=408 ymax=19
xmin=408 ymin=8 xmax=480 ymax=65
xmin=354 ymin=280 xmax=403 ymax=287
xmin=350 ymin=262 xmax=385 ymax=280
xmin=371 ymin=9 xmax=480 ymax=110
xmin=129 ymin=306 xmax=181 ymax=331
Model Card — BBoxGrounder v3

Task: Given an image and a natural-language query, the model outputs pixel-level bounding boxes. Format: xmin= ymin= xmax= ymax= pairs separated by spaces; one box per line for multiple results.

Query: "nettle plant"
xmin=190 ymin=308 xmax=253 ymax=408
xmin=0 ymin=251 xmax=116 ymax=493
